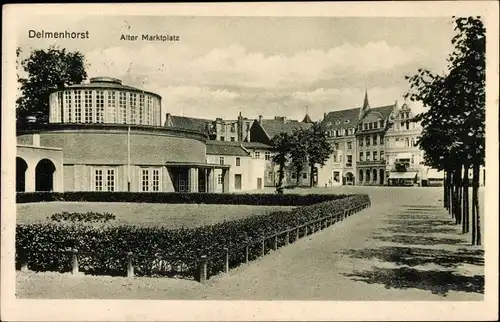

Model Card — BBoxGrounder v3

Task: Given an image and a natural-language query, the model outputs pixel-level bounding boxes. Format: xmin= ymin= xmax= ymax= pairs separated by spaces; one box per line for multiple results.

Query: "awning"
xmin=388 ymin=171 xmax=418 ymax=179
xmin=396 ymin=153 xmax=412 ymax=160
xmin=427 ymin=168 xmax=444 ymax=180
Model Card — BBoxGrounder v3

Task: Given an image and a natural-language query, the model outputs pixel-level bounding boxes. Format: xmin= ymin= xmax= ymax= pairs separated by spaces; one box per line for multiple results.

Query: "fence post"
xmin=261 ymin=238 xmax=265 ymax=256
xmin=305 ymin=225 xmax=308 ymax=236
xmin=19 ymin=248 xmax=29 ymax=272
xmin=285 ymin=229 xmax=290 ymax=245
xmin=127 ymin=252 xmax=134 ymax=278
xmin=295 ymin=228 xmax=299 ymax=241
xmin=224 ymin=248 xmax=229 ymax=274
xmin=273 ymin=233 xmax=278 ymax=250
xmin=198 ymin=255 xmax=208 ymax=283
xmin=72 ymin=249 xmax=79 ymax=275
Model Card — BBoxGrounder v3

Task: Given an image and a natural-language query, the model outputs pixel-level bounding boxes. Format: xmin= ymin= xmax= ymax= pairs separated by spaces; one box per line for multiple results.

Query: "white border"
xmin=2 ymin=2 xmax=499 ymax=321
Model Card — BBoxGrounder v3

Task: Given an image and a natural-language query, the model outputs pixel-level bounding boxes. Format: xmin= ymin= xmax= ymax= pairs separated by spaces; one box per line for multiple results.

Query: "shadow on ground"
xmin=341 ymin=246 xmax=484 ymax=268
xmin=343 ymin=266 xmax=484 ymax=296
xmin=384 ymin=219 xmax=455 ymax=226
xmin=373 ymin=234 xmax=467 ymax=246
xmin=382 ymin=225 xmax=458 ymax=234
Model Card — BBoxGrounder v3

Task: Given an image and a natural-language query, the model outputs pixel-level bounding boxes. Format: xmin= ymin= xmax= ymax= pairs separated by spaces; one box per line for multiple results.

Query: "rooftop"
xmin=260 ymin=118 xmax=312 ymax=139
xmin=61 ymin=77 xmax=161 ymax=98
xmin=206 ymin=140 xmax=251 ymax=157
xmin=165 ymin=114 xmax=213 ymax=134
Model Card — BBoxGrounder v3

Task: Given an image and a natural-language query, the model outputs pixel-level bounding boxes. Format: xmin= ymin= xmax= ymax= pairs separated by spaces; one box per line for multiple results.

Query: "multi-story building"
xmin=213 ymin=113 xmax=254 ymax=142
xmin=321 ymin=92 xmax=396 ymax=186
xmin=206 ymin=141 xmax=266 ymax=192
xmin=248 ymin=115 xmax=313 ymax=187
xmin=321 ymin=109 xmax=358 ymax=186
xmin=384 ymin=101 xmax=424 ymax=186
xmin=17 ymin=77 xmax=233 ymax=193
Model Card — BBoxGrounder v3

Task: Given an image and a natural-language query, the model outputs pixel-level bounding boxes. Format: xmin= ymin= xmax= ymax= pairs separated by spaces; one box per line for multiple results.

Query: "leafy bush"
xmin=16 ymin=191 xmax=351 ymax=206
xmin=50 ymin=211 xmax=116 ymax=223
xmin=16 ymin=194 xmax=370 ymax=279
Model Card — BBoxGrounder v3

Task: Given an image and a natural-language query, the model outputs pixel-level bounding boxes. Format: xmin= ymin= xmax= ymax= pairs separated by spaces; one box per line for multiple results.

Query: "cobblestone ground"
xmin=16 ymin=187 xmax=485 ymax=300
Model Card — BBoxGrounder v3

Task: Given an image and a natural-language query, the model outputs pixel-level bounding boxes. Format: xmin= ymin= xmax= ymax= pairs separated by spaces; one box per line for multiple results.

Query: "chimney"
xmin=237 ymin=112 xmax=244 ymax=141
xmin=258 ymin=115 xmax=263 ymax=124
xmin=165 ymin=113 xmax=172 ymax=127
xmin=324 ymin=112 xmax=327 ymax=119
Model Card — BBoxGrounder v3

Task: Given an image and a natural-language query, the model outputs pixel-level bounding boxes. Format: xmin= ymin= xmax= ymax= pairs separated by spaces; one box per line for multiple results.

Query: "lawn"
xmin=17 ymin=202 xmax=295 ymax=229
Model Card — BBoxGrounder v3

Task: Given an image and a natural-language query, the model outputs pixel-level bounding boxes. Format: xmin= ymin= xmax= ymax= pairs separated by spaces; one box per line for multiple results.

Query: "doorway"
xmin=17 ymin=157 xmax=28 ymax=192
xmin=257 ymin=177 xmax=262 ymax=190
xmin=35 ymin=159 xmax=56 ymax=191
xmin=234 ymin=174 xmax=242 ymax=190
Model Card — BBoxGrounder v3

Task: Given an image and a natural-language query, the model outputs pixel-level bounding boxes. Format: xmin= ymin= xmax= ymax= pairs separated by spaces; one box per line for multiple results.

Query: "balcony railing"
xmin=357 ymin=160 xmax=386 ymax=166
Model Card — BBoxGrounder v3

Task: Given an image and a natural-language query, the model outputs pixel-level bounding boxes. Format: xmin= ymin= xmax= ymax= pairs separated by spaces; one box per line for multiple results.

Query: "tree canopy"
xmin=405 ymin=16 xmax=485 ymax=246
xmin=406 ymin=17 xmax=485 ymax=171
xmin=16 ymin=46 xmax=88 ymax=125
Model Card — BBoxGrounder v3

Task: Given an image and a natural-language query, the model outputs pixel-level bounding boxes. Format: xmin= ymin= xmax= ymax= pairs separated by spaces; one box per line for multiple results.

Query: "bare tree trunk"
xmin=309 ymin=164 xmax=314 ymax=188
xmin=462 ymin=164 xmax=469 ymax=234
xmin=451 ymin=170 xmax=457 ymax=221
xmin=458 ymin=167 xmax=462 ymax=225
xmin=471 ymin=168 xmax=477 ymax=245
xmin=446 ymin=169 xmax=452 ymax=212
xmin=444 ymin=170 xmax=448 ymax=209
xmin=473 ymin=162 xmax=481 ymax=246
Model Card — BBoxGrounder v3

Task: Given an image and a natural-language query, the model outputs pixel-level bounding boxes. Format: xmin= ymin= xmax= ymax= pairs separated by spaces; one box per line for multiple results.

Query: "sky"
xmin=16 ymin=15 xmax=456 ymax=123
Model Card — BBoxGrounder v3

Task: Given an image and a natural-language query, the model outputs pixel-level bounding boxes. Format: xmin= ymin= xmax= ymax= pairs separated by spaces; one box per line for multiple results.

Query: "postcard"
xmin=2 ymin=2 xmax=499 ymax=321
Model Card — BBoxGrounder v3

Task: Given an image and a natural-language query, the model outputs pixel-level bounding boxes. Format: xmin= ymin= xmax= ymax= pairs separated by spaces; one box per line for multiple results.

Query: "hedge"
xmin=50 ymin=211 xmax=116 ymax=223
xmin=16 ymin=191 xmax=352 ymax=206
xmin=16 ymin=194 xmax=370 ymax=279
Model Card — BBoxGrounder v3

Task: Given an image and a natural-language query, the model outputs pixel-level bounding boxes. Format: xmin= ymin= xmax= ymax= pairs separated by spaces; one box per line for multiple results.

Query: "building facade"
xmin=384 ymin=102 xmax=424 ymax=186
xmin=321 ymin=109 xmax=359 ymax=186
xmin=248 ymin=116 xmax=313 ymax=187
xmin=206 ymin=141 xmax=266 ymax=192
xmin=16 ymin=77 xmax=231 ymax=193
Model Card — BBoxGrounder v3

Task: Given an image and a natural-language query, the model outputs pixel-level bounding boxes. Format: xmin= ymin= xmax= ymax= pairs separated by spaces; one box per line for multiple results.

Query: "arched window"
xmin=359 ymin=169 xmax=364 ymax=182
xmin=365 ymin=169 xmax=371 ymax=182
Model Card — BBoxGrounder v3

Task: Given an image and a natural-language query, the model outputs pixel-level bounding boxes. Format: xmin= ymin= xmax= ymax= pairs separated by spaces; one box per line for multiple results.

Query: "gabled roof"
xmin=322 ymin=102 xmax=396 ymax=131
xmin=322 ymin=108 xmax=361 ymax=130
xmin=206 ymin=140 xmax=251 ymax=157
xmin=241 ymin=142 xmax=273 ymax=149
xmin=363 ymin=104 xmax=395 ymax=120
xmin=260 ymin=119 xmax=312 ymax=140
xmin=166 ymin=115 xmax=212 ymax=133
xmin=302 ymin=114 xmax=313 ymax=123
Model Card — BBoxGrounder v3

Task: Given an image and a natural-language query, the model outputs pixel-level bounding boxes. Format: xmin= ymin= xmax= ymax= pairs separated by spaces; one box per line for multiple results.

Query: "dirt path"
xmin=17 ymin=188 xmax=484 ymax=300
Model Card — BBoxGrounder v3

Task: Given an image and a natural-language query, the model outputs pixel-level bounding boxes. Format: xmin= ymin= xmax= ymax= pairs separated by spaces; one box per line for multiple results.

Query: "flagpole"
xmin=127 ymin=125 xmax=131 ymax=192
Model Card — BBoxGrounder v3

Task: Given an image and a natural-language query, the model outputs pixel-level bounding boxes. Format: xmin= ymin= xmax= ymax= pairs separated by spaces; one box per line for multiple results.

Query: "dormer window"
xmin=335 ymin=120 xmax=341 ymax=125
xmin=344 ymin=120 xmax=350 ymax=124
xmin=327 ymin=122 xmax=332 ymax=126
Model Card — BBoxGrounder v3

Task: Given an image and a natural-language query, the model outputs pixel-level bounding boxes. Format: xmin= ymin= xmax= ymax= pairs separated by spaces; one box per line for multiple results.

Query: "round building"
xmin=16 ymin=77 xmax=230 ymax=193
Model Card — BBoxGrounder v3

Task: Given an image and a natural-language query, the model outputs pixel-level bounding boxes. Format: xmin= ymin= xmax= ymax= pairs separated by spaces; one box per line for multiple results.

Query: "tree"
xmin=16 ymin=46 xmax=88 ymax=125
xmin=288 ymin=128 xmax=308 ymax=186
xmin=394 ymin=161 xmax=407 ymax=173
xmin=270 ymin=132 xmax=293 ymax=193
xmin=303 ymin=122 xmax=334 ymax=187
xmin=406 ymin=17 xmax=485 ymax=245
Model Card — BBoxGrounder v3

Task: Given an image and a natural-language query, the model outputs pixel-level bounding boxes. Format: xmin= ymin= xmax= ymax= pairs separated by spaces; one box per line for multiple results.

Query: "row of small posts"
xmin=18 ymin=202 xmax=370 ymax=282
xmin=19 ymin=249 xmax=136 ymax=278
xmin=196 ymin=202 xmax=370 ymax=283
